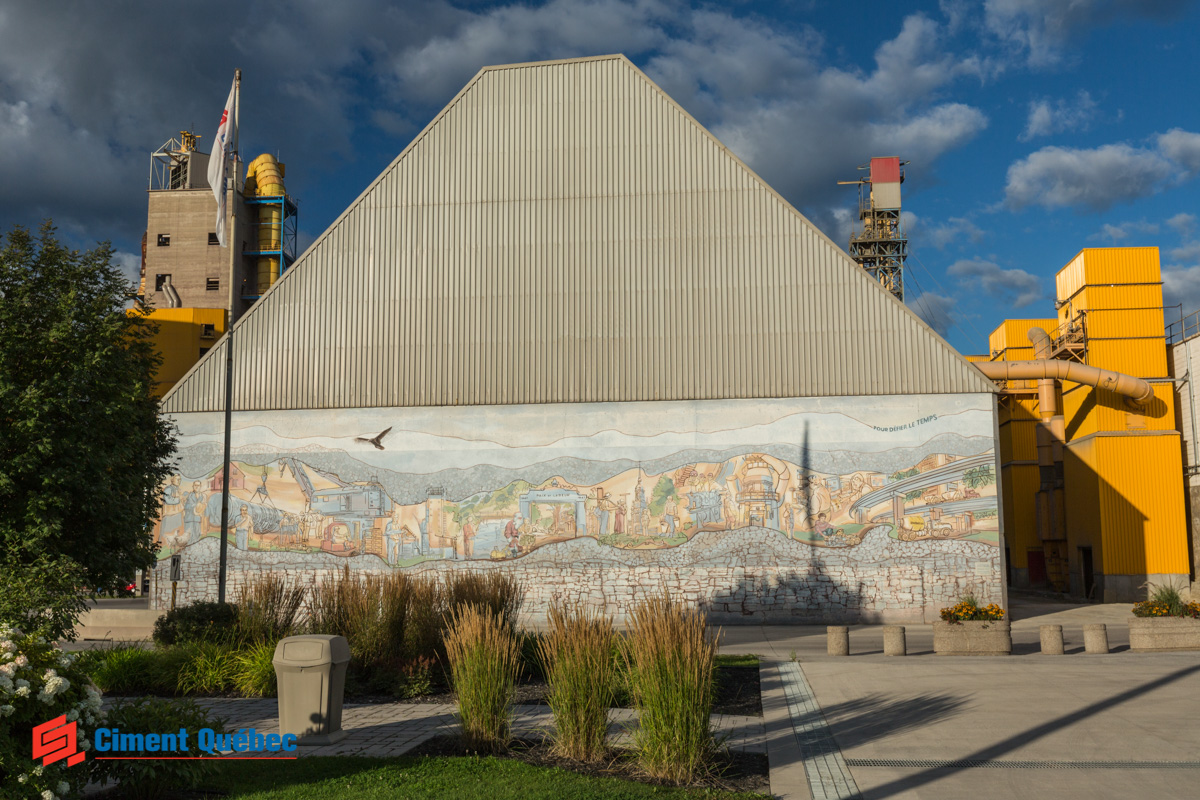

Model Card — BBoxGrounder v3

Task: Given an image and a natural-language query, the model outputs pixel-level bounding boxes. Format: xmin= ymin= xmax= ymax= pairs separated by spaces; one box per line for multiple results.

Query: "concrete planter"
xmin=1129 ymin=616 xmax=1200 ymax=652
xmin=933 ymin=620 xmax=1011 ymax=656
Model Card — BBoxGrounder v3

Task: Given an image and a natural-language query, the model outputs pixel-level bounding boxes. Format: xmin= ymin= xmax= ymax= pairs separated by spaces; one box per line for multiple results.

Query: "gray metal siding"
xmin=163 ymin=55 xmax=994 ymax=413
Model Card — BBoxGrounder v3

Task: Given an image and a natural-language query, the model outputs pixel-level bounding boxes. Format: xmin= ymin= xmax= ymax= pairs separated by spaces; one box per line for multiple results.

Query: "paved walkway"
xmin=182 ymin=698 xmax=766 ymax=759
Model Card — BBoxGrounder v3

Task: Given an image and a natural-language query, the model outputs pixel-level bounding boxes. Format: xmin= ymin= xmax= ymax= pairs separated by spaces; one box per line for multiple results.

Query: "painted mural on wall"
xmin=154 ymin=396 xmax=1000 ymax=567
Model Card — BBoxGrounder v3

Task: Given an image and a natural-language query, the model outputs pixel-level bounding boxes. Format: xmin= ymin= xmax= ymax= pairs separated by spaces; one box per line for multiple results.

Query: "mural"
xmin=154 ymin=395 xmax=1000 ymax=568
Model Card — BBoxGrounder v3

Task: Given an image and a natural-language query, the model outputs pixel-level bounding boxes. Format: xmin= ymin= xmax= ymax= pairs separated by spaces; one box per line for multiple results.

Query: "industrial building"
xmin=137 ymin=132 xmax=297 ymax=396
xmin=147 ymin=55 xmax=1006 ymax=623
xmin=979 ymin=248 xmax=1193 ymax=602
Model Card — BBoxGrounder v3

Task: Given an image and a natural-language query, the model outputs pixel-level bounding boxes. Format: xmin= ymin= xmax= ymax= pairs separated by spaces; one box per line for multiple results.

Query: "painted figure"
xmin=162 ymin=475 xmax=182 ymax=511
xmin=664 ymin=496 xmax=678 ymax=537
xmin=614 ymin=501 xmax=626 ymax=535
xmin=182 ymin=481 xmax=206 ymax=545
xmin=235 ymin=506 xmax=253 ymax=550
xmin=783 ymin=504 xmax=794 ymax=538
xmin=462 ymin=517 xmax=477 ymax=558
xmin=812 ymin=512 xmax=834 ymax=539
xmin=385 ymin=507 xmax=405 ymax=563
xmin=280 ymin=512 xmax=300 ymax=545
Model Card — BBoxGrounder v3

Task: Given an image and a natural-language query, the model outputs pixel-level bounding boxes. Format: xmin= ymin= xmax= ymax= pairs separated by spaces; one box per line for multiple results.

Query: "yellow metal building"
xmin=984 ymin=247 xmax=1189 ymax=601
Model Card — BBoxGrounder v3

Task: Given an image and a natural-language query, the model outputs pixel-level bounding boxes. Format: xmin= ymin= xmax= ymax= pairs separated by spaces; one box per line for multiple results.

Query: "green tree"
xmin=0 ymin=222 xmax=177 ymax=640
xmin=648 ymin=476 xmax=676 ymax=516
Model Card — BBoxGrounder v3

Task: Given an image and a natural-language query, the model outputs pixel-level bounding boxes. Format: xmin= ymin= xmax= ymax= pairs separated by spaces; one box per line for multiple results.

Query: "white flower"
xmin=0 ymin=675 xmax=13 ymax=693
xmin=41 ymin=790 xmax=55 ymax=800
xmin=33 ymin=764 xmax=44 ymax=776
xmin=65 ymin=709 xmax=79 ymax=722
xmin=42 ymin=668 xmax=57 ymax=681
xmin=16 ymin=678 xmax=29 ymax=689
xmin=0 ymin=639 xmax=14 ymax=653
xmin=58 ymin=783 xmax=70 ymax=795
xmin=0 ymin=662 xmax=16 ymax=678
xmin=38 ymin=690 xmax=55 ymax=705
xmin=0 ymin=704 xmax=14 ymax=716
xmin=17 ymin=774 xmax=27 ymax=784
xmin=16 ymin=685 xmax=30 ymax=698
xmin=14 ymin=654 xmax=28 ymax=668
xmin=79 ymin=737 xmax=91 ymax=752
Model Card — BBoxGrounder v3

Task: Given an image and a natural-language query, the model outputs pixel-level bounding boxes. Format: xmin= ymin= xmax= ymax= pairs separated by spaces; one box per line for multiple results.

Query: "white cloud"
xmin=984 ymin=0 xmax=1191 ymax=67
xmin=1089 ymin=220 xmax=1159 ymax=242
xmin=920 ymin=216 xmax=986 ymax=250
xmin=1162 ymin=264 xmax=1200 ymax=314
xmin=1020 ymin=90 xmax=1097 ymax=140
xmin=1004 ymin=143 xmax=1174 ymax=211
xmin=1170 ymin=241 xmax=1200 ymax=263
xmin=947 ymin=258 xmax=1043 ymax=307
xmin=1158 ymin=128 xmax=1200 ymax=175
xmin=910 ymin=292 xmax=958 ymax=337
xmin=112 ymin=250 xmax=142 ymax=285
xmin=1168 ymin=212 xmax=1197 ymax=237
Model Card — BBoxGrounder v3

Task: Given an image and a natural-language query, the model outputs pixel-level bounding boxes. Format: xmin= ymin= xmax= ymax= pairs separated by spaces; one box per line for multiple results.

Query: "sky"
xmin=2 ymin=0 xmax=1199 ymax=355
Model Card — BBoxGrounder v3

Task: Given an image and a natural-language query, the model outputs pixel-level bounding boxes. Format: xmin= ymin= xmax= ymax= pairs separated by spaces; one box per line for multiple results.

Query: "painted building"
xmin=152 ymin=55 xmax=1004 ymax=623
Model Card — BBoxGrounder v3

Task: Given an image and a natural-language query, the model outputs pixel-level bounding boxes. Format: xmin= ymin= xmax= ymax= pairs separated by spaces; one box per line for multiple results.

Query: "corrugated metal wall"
xmin=163 ymin=55 xmax=994 ymax=414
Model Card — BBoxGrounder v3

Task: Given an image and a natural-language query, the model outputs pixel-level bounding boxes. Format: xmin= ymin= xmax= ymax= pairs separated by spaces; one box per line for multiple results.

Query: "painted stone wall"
xmin=154 ymin=394 xmax=1004 ymax=622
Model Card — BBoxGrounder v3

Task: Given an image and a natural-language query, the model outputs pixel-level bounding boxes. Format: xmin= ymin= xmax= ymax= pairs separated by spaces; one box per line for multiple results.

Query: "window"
xmin=199 ymin=347 xmax=210 ymax=357
xmin=157 ymin=234 xmax=170 ymax=247
xmin=206 ymin=278 xmax=220 ymax=291
xmin=154 ymin=274 xmax=171 ymax=292
xmin=208 ymin=232 xmax=219 ymax=245
xmin=200 ymin=324 xmax=216 ymax=338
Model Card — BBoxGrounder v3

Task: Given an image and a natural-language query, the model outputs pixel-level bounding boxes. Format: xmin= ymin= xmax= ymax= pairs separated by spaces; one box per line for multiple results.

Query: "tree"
xmin=963 ymin=464 xmax=996 ymax=489
xmin=648 ymin=476 xmax=676 ymax=516
xmin=0 ymin=222 xmax=178 ymax=640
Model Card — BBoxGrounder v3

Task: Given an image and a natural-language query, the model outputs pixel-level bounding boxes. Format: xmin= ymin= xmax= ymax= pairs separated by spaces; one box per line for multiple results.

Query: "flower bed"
xmin=1130 ymin=591 xmax=1200 ymax=651
xmin=934 ymin=597 xmax=1010 ymax=655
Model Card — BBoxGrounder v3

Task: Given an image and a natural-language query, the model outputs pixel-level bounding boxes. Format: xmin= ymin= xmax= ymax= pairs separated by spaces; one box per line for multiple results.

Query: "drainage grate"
xmin=846 ymin=759 xmax=1200 ymax=770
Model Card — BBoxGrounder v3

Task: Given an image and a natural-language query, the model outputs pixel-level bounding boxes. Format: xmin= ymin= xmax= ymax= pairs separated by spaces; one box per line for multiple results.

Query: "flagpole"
xmin=217 ymin=68 xmax=241 ymax=605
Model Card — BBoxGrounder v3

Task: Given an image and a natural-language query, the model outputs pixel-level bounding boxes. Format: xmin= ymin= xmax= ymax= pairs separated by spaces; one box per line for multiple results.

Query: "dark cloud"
xmin=947 ymin=258 xmax=1043 ymax=307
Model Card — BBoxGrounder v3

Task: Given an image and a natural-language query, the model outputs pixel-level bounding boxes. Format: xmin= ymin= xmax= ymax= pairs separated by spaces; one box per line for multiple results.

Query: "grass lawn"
xmin=207 ymin=756 xmax=769 ymax=800
xmin=714 ymin=653 xmax=760 ymax=669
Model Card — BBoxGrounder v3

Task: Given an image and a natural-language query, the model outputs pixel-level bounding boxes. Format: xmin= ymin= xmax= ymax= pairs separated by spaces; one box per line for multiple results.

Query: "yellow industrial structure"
xmin=981 ymin=247 xmax=1189 ymax=601
xmin=136 ymin=133 xmax=295 ymax=397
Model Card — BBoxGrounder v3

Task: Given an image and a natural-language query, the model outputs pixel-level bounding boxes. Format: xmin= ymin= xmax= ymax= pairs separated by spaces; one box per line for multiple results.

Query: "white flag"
xmin=208 ymin=78 xmax=237 ymax=247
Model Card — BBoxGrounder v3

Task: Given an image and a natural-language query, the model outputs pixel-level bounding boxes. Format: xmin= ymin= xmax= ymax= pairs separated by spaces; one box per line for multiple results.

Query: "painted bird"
xmin=355 ymin=427 xmax=393 ymax=450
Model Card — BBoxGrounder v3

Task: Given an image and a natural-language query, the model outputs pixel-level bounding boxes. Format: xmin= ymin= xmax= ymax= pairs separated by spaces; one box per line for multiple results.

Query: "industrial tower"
xmin=839 ymin=157 xmax=908 ymax=302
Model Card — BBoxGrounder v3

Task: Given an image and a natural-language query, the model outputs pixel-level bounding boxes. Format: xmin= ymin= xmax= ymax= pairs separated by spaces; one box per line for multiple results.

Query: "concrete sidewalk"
xmin=743 ymin=598 xmax=1200 ymax=800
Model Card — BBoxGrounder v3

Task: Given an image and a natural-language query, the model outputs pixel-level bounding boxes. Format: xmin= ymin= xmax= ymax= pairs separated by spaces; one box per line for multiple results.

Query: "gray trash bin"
xmin=273 ymin=634 xmax=351 ymax=745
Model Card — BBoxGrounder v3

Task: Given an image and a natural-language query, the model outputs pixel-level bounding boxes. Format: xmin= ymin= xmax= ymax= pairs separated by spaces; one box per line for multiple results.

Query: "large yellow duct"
xmin=245 ymin=153 xmax=286 ymax=291
xmin=974 ymin=359 xmax=1154 ymax=408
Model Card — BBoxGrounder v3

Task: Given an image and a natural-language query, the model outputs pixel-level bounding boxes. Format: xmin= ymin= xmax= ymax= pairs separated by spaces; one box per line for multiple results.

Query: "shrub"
xmin=174 ymin=642 xmax=239 ymax=695
xmin=233 ymin=642 xmax=278 ymax=697
xmin=395 ymin=656 xmax=437 ymax=699
xmin=537 ymin=603 xmax=617 ymax=761
xmin=0 ymin=623 xmax=105 ymax=800
xmin=308 ymin=571 xmax=412 ymax=670
xmin=939 ymin=596 xmax=1005 ymax=623
xmin=94 ymin=697 xmax=223 ymax=800
xmin=404 ymin=575 xmax=446 ymax=662
xmin=445 ymin=573 xmax=525 ymax=632
xmin=1133 ymin=584 xmax=1200 ymax=618
xmin=153 ymin=601 xmax=239 ymax=647
xmin=76 ymin=644 xmax=162 ymax=695
xmin=235 ymin=574 xmax=305 ymax=645
xmin=623 ymin=596 xmax=717 ymax=783
xmin=444 ymin=604 xmax=521 ymax=752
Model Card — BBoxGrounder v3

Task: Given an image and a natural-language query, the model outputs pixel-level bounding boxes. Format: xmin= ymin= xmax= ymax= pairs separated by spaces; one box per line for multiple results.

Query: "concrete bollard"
xmin=1083 ymin=623 xmax=1110 ymax=654
xmin=883 ymin=625 xmax=907 ymax=656
xmin=1040 ymin=624 xmax=1065 ymax=655
xmin=827 ymin=625 xmax=850 ymax=656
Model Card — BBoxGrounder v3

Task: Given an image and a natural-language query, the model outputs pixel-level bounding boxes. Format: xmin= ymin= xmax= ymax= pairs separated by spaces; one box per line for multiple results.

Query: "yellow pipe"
xmin=244 ymin=153 xmax=286 ymax=291
xmin=974 ymin=359 xmax=1153 ymax=407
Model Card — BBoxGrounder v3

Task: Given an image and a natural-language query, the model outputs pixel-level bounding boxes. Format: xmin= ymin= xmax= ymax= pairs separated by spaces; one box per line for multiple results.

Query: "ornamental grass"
xmin=939 ymin=595 xmax=1005 ymax=623
xmin=307 ymin=569 xmax=413 ymax=668
xmin=1132 ymin=584 xmax=1200 ymax=618
xmin=235 ymin=573 xmax=306 ymax=645
xmin=444 ymin=604 xmax=522 ymax=752
xmin=623 ymin=595 xmax=717 ymax=784
xmin=445 ymin=572 xmax=526 ymax=632
xmin=537 ymin=603 xmax=617 ymax=761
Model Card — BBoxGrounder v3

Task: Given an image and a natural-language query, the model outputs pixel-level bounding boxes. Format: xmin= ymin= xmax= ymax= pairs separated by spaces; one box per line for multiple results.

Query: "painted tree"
xmin=0 ymin=223 xmax=177 ymax=640
xmin=648 ymin=475 xmax=677 ymax=516
xmin=963 ymin=464 xmax=996 ymax=489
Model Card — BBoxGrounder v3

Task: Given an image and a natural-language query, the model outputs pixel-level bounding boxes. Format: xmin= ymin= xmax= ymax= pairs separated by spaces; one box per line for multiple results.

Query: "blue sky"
xmin=2 ymin=0 xmax=1199 ymax=354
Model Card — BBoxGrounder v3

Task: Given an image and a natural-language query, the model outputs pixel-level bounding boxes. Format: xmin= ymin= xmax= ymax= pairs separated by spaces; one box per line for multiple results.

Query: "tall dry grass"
xmin=445 ymin=572 xmax=525 ymax=632
xmin=537 ymin=603 xmax=617 ymax=761
xmin=235 ymin=573 xmax=306 ymax=645
xmin=623 ymin=595 xmax=718 ymax=783
xmin=443 ymin=604 xmax=521 ymax=752
xmin=307 ymin=570 xmax=412 ymax=668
